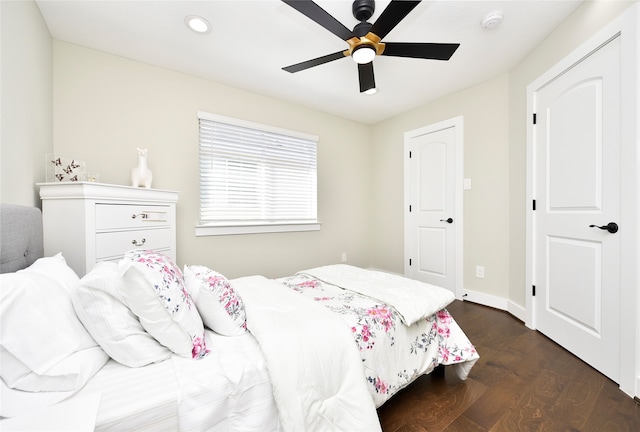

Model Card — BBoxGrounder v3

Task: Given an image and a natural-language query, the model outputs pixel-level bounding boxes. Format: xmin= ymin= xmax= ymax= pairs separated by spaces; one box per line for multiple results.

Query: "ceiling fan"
xmin=281 ymin=0 xmax=460 ymax=94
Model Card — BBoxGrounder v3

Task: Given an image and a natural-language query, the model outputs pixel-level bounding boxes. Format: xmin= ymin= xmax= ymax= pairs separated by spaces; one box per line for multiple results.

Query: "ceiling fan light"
xmin=185 ymin=15 xmax=211 ymax=34
xmin=352 ymin=45 xmax=376 ymax=64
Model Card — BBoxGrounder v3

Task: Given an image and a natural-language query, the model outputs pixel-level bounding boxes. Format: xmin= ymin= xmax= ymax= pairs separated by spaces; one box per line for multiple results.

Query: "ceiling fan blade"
xmin=282 ymin=0 xmax=355 ymax=41
xmin=382 ymin=42 xmax=460 ymax=60
xmin=283 ymin=51 xmax=346 ymax=73
xmin=369 ymin=1 xmax=421 ymax=40
xmin=358 ymin=62 xmax=375 ymax=93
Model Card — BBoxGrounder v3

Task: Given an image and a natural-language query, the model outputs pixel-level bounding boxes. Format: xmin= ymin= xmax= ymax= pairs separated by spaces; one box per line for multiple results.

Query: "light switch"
xmin=463 ymin=178 xmax=472 ymax=190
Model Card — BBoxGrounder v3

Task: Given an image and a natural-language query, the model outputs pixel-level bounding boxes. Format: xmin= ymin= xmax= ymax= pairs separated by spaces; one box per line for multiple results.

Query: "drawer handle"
xmin=131 ymin=213 xmax=149 ymax=219
xmin=132 ymin=238 xmax=146 ymax=247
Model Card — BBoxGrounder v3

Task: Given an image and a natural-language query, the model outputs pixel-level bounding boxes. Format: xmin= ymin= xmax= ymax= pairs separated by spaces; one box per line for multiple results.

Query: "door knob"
xmin=440 ymin=218 xmax=453 ymax=224
xmin=589 ymin=222 xmax=618 ymax=234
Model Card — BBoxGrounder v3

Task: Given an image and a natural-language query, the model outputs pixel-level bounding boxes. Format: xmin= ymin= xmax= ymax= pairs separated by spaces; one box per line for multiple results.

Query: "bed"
xmin=0 ymin=203 xmax=478 ymax=431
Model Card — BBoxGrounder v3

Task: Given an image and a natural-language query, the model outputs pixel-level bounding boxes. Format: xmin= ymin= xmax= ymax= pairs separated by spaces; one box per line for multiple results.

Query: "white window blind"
xmin=197 ymin=111 xmax=318 ymax=235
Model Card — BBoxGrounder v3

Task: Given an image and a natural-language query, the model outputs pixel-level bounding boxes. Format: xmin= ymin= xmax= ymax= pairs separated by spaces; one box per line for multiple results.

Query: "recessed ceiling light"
xmin=185 ymin=15 xmax=211 ymax=34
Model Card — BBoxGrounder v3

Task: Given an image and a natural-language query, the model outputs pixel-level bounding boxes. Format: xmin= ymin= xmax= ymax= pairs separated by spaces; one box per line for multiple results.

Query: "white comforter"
xmin=232 ymin=276 xmax=381 ymax=432
xmin=299 ymin=264 xmax=455 ymax=325
xmin=2 ymin=330 xmax=280 ymax=431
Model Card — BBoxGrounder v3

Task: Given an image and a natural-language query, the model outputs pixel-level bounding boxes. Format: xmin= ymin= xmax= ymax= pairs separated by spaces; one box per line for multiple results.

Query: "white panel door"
xmin=405 ymin=124 xmax=459 ymax=295
xmin=533 ymin=35 xmax=621 ymax=382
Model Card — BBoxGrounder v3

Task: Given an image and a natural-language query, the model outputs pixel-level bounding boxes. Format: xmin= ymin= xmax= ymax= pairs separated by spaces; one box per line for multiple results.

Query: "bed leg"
xmin=432 ymin=364 xmax=445 ymax=378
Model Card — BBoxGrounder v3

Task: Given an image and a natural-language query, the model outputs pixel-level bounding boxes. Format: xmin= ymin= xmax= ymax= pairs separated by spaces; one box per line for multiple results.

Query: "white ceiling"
xmin=36 ymin=0 xmax=583 ymax=124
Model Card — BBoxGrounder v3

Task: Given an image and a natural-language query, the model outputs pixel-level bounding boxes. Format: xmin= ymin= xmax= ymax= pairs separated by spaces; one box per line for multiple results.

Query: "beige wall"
xmin=370 ymin=75 xmax=510 ymax=299
xmin=2 ymin=0 xmax=635 ymax=304
xmin=52 ymin=41 xmax=372 ymax=279
xmin=1 ymin=0 xmax=52 ymax=206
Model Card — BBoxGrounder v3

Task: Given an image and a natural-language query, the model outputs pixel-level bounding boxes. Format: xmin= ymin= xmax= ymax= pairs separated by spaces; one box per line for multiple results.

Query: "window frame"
xmin=196 ymin=111 xmax=320 ymax=236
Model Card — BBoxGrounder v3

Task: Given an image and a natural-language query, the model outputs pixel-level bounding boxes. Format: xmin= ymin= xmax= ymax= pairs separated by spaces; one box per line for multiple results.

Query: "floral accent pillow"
xmin=184 ymin=265 xmax=247 ymax=336
xmin=118 ymin=250 xmax=208 ymax=359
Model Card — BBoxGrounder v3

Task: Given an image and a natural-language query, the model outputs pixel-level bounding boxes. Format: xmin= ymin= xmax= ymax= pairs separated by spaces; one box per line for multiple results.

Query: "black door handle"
xmin=440 ymin=218 xmax=453 ymax=224
xmin=589 ymin=222 xmax=618 ymax=233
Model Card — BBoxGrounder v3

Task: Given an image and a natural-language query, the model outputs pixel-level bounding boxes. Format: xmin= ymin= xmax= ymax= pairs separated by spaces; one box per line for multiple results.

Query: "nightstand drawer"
xmin=95 ymin=204 xmax=170 ymax=230
xmin=95 ymin=228 xmax=171 ymax=259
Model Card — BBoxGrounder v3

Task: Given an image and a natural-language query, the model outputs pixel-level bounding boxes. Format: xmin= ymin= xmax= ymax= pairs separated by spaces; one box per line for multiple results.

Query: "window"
xmin=196 ymin=111 xmax=319 ymax=236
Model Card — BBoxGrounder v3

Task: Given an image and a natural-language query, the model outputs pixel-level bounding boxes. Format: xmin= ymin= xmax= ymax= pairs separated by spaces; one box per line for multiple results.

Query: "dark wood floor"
xmin=377 ymin=300 xmax=640 ymax=431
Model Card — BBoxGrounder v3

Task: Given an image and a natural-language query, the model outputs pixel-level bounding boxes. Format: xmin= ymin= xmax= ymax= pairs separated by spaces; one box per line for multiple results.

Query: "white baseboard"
xmin=462 ymin=289 xmax=526 ymax=322
xmin=462 ymin=289 xmax=508 ymax=310
xmin=507 ymin=301 xmax=526 ymax=322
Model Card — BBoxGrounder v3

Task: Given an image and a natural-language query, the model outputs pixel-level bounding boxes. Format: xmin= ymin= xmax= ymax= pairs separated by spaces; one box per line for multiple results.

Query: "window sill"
xmin=195 ymin=222 xmax=321 ymax=236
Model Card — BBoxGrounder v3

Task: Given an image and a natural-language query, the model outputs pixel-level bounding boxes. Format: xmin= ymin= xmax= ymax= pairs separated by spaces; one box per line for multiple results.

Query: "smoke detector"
xmin=481 ymin=11 xmax=503 ymax=30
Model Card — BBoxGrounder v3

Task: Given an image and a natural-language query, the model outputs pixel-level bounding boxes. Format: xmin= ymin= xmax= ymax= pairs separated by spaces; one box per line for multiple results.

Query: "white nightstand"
xmin=38 ymin=182 xmax=179 ymax=277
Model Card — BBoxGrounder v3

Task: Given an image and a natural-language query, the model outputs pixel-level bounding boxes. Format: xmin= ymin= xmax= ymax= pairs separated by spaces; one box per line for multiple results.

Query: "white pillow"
xmin=72 ymin=262 xmax=172 ymax=367
xmin=0 ymin=254 xmax=109 ymax=392
xmin=117 ymin=250 xmax=208 ymax=359
xmin=184 ymin=265 xmax=247 ymax=336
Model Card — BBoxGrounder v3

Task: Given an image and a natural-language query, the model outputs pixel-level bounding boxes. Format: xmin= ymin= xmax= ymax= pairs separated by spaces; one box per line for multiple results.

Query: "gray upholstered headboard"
xmin=0 ymin=204 xmax=44 ymax=273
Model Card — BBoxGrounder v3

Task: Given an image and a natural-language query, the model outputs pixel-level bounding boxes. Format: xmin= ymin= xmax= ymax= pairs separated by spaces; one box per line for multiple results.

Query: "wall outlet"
xmin=341 ymin=252 xmax=347 ymax=262
xmin=476 ymin=265 xmax=485 ymax=278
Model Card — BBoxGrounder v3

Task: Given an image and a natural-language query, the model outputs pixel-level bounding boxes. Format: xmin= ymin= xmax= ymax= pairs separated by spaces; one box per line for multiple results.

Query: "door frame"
xmin=404 ymin=116 xmax=464 ymax=299
xmin=525 ymin=4 xmax=638 ymax=397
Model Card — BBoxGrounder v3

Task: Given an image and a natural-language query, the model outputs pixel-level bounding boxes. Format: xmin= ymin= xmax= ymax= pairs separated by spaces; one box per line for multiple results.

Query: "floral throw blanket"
xmin=299 ymin=264 xmax=456 ymax=326
xmin=278 ymin=272 xmax=479 ymax=408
